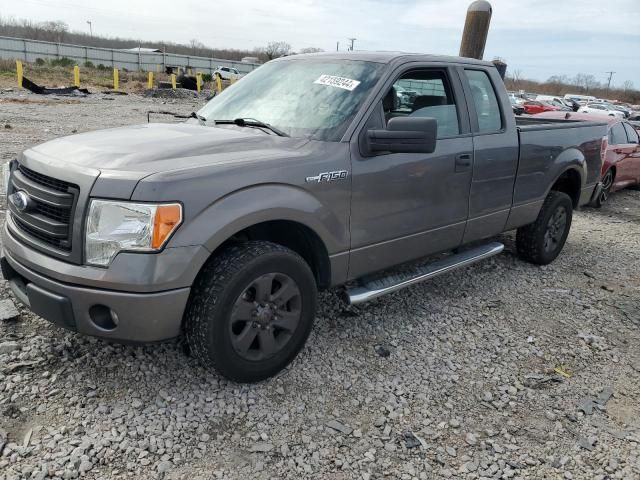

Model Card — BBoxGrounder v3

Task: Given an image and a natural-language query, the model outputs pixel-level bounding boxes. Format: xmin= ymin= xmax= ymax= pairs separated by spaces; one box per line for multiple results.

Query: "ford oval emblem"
xmin=9 ymin=191 xmax=31 ymax=212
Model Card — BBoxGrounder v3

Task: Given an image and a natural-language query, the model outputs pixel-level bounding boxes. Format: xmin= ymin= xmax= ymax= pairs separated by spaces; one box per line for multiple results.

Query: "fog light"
xmin=89 ymin=305 xmax=119 ymax=331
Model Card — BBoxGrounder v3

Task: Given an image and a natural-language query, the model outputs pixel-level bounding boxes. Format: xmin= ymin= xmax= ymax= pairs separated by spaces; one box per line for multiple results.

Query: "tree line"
xmin=506 ymin=70 xmax=639 ymax=104
xmin=0 ymin=17 xmax=324 ymax=63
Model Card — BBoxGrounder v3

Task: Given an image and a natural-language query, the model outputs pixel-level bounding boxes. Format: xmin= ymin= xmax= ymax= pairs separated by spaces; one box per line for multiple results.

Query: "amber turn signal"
xmin=152 ymin=204 xmax=182 ymax=249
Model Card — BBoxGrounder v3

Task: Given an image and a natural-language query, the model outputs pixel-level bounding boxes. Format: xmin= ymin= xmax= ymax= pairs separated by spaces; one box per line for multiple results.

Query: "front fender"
xmin=170 ymin=183 xmax=348 ymax=256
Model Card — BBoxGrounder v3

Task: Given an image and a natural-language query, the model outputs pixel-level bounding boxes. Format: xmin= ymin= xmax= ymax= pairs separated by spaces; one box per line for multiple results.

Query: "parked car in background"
xmin=536 ymin=95 xmax=572 ymax=111
xmin=523 ymin=100 xmax=559 ymax=115
xmin=564 ymin=93 xmax=596 ymax=104
xmin=563 ymin=98 xmax=581 ymax=112
xmin=534 ymin=111 xmax=640 ymax=206
xmin=510 ymin=96 xmax=525 ymax=115
xmin=578 ymin=103 xmax=625 ymax=118
xmin=611 ymin=105 xmax=631 ymax=118
xmin=213 ymin=66 xmax=240 ymax=81
xmin=395 ymin=86 xmax=418 ymax=108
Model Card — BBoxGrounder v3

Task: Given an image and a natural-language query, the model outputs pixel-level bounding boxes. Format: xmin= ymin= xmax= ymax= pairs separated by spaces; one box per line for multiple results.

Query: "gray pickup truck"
xmin=2 ymin=53 xmax=607 ymax=382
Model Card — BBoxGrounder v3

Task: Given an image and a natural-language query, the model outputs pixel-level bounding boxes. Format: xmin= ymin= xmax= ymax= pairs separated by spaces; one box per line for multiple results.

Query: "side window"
xmin=623 ymin=123 xmax=639 ymax=144
xmin=382 ymin=70 xmax=460 ymax=138
xmin=609 ymin=123 xmax=627 ymax=145
xmin=464 ymin=70 xmax=502 ymax=133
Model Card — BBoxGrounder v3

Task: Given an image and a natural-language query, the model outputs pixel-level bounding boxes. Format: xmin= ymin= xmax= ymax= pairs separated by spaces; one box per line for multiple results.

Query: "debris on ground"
xmin=402 ymin=431 xmax=422 ymax=449
xmin=144 ymin=88 xmax=212 ymax=99
xmin=326 ymin=420 xmax=353 ymax=435
xmin=374 ymin=344 xmax=391 ymax=357
xmin=0 ymin=298 xmax=19 ymax=321
xmin=21 ymin=77 xmax=90 ymax=96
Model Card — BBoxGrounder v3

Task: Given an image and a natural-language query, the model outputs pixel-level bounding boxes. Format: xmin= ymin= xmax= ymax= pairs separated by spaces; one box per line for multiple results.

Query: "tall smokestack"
xmin=459 ymin=1 xmax=492 ymax=60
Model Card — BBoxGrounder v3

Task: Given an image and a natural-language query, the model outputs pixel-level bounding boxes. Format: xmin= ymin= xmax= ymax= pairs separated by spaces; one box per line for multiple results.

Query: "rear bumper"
xmin=1 ymin=248 xmax=191 ymax=343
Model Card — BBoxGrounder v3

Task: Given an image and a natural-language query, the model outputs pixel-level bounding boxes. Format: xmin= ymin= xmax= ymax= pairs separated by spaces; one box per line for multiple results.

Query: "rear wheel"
xmin=184 ymin=241 xmax=317 ymax=382
xmin=592 ymin=169 xmax=614 ymax=208
xmin=516 ymin=191 xmax=573 ymax=265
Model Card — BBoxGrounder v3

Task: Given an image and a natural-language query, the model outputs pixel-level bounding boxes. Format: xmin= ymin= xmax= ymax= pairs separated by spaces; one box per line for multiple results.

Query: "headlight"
xmin=85 ymin=200 xmax=182 ymax=267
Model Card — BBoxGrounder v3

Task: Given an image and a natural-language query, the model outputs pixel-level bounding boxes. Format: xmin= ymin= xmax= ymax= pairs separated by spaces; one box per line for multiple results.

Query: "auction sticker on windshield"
xmin=314 ymin=74 xmax=361 ymax=91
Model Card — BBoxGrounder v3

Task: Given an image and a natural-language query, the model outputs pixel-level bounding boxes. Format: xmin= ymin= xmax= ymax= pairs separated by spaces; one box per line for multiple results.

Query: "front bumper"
xmin=1 ymin=223 xmax=197 ymax=343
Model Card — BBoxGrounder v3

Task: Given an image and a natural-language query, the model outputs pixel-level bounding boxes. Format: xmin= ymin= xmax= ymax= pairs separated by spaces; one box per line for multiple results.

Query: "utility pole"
xmin=87 ymin=20 xmax=93 ymax=39
xmin=459 ymin=1 xmax=492 ymax=60
xmin=606 ymin=71 xmax=615 ymax=91
xmin=347 ymin=38 xmax=356 ymax=51
xmin=336 ymin=41 xmax=339 ymax=52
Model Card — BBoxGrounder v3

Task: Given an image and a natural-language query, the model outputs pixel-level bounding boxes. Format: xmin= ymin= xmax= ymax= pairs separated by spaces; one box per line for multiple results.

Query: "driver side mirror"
xmin=367 ymin=117 xmax=437 ymax=154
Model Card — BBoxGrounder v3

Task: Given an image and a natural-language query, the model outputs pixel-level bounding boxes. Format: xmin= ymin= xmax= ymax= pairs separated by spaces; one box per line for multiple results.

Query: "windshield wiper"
xmin=213 ymin=118 xmax=289 ymax=137
xmin=190 ymin=111 xmax=207 ymax=125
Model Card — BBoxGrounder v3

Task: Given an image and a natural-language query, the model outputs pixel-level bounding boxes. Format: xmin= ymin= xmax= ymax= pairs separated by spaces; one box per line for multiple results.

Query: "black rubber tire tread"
xmin=592 ymin=169 xmax=613 ymax=208
xmin=184 ymin=241 xmax=317 ymax=383
xmin=516 ymin=191 xmax=573 ymax=265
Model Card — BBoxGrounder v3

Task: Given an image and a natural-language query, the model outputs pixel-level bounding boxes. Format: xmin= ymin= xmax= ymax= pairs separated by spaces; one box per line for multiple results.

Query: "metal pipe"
xmin=459 ymin=0 xmax=492 ymax=60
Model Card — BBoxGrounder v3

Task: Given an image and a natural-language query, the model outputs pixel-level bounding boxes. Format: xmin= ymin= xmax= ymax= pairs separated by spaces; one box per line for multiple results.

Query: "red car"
xmin=534 ymin=111 xmax=640 ymax=205
xmin=522 ymin=101 xmax=559 ymax=115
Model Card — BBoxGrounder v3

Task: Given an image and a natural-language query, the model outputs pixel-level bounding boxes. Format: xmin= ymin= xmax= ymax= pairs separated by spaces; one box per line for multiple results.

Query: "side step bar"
xmin=345 ymin=242 xmax=504 ymax=305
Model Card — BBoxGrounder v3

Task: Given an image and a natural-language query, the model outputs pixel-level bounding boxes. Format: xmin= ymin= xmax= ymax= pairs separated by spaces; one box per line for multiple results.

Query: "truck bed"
xmin=513 ymin=117 xmax=608 ymax=211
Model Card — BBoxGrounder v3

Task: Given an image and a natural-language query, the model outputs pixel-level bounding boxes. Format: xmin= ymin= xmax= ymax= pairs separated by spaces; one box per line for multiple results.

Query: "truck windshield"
xmin=198 ymin=58 xmax=384 ymax=141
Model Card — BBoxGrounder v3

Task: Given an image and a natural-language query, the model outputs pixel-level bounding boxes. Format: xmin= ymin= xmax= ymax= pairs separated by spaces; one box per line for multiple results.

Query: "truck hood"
xmin=27 ymin=122 xmax=308 ymax=175
xmin=22 ymin=122 xmax=313 ymax=200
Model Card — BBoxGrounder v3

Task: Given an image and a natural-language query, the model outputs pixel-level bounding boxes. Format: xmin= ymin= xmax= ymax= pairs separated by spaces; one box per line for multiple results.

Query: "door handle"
xmin=455 ymin=153 xmax=472 ymax=172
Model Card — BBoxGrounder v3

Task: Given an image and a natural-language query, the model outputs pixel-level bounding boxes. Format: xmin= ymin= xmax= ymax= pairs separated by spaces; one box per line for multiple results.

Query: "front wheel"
xmin=184 ymin=241 xmax=317 ymax=382
xmin=516 ymin=191 xmax=573 ymax=265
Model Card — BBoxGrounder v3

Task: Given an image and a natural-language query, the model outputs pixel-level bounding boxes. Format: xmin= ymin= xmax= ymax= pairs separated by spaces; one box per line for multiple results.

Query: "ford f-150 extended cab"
xmin=1 ymin=53 xmax=607 ymax=382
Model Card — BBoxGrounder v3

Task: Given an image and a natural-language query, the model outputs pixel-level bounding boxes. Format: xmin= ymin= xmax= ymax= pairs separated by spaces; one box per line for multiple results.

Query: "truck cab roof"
xmin=275 ymin=51 xmax=494 ymax=67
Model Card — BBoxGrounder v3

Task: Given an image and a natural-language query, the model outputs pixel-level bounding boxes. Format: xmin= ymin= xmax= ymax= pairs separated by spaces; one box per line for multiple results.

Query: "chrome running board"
xmin=345 ymin=242 xmax=504 ymax=305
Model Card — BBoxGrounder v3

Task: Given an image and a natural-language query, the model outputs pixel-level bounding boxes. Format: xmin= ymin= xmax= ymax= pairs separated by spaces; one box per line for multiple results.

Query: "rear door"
xmin=459 ymin=68 xmax=519 ymax=242
xmin=609 ymin=122 xmax=635 ymax=187
xmin=622 ymin=122 xmax=640 ymax=183
xmin=348 ymin=64 xmax=474 ymax=279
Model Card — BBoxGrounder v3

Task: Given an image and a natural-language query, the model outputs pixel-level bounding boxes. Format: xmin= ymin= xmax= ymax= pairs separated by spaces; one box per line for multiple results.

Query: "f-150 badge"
xmin=305 ymin=170 xmax=349 ymax=183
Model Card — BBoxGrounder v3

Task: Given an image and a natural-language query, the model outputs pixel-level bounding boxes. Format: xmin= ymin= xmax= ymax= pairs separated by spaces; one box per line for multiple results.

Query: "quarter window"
xmin=623 ymin=123 xmax=639 ymax=144
xmin=464 ymin=70 xmax=502 ymax=133
xmin=609 ymin=123 xmax=627 ymax=145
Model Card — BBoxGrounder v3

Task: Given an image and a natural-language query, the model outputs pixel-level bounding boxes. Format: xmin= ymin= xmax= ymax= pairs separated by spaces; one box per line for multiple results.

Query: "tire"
xmin=516 ymin=191 xmax=573 ymax=265
xmin=184 ymin=241 xmax=317 ymax=383
xmin=592 ymin=169 xmax=614 ymax=208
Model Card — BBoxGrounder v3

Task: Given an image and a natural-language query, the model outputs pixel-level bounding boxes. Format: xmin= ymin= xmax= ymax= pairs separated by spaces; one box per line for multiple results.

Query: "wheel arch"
xmin=549 ymin=166 xmax=583 ymax=208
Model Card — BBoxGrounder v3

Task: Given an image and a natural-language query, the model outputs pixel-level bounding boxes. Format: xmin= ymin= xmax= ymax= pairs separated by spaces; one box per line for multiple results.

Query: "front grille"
xmin=13 ymin=217 xmax=71 ymax=250
xmin=18 ymin=164 xmax=73 ymax=192
xmin=8 ymin=163 xmax=79 ymax=251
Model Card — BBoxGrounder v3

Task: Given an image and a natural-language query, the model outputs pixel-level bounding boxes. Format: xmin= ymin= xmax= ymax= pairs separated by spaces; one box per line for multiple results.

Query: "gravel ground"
xmin=0 ymin=90 xmax=639 ymax=480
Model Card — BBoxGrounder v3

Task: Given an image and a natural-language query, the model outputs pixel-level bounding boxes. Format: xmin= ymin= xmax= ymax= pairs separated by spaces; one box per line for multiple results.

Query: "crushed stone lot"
xmin=1 ymin=90 xmax=639 ymax=480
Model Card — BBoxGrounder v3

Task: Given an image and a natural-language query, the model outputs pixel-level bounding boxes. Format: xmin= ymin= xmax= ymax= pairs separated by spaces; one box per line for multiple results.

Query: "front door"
xmin=348 ymin=66 xmax=474 ymax=279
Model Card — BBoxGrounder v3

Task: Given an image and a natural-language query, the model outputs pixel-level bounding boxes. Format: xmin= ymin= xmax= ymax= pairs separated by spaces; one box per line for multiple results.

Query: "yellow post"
xmin=216 ymin=75 xmax=222 ymax=93
xmin=196 ymin=72 xmax=202 ymax=93
xmin=147 ymin=71 xmax=154 ymax=89
xmin=171 ymin=74 xmax=176 ymax=90
xmin=16 ymin=60 xmax=23 ymax=88
xmin=113 ymin=68 xmax=119 ymax=91
xmin=73 ymin=65 xmax=80 ymax=87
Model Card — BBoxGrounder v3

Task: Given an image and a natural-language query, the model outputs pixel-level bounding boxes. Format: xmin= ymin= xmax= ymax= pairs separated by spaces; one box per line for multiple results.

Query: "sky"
xmin=2 ymin=0 xmax=639 ymax=87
